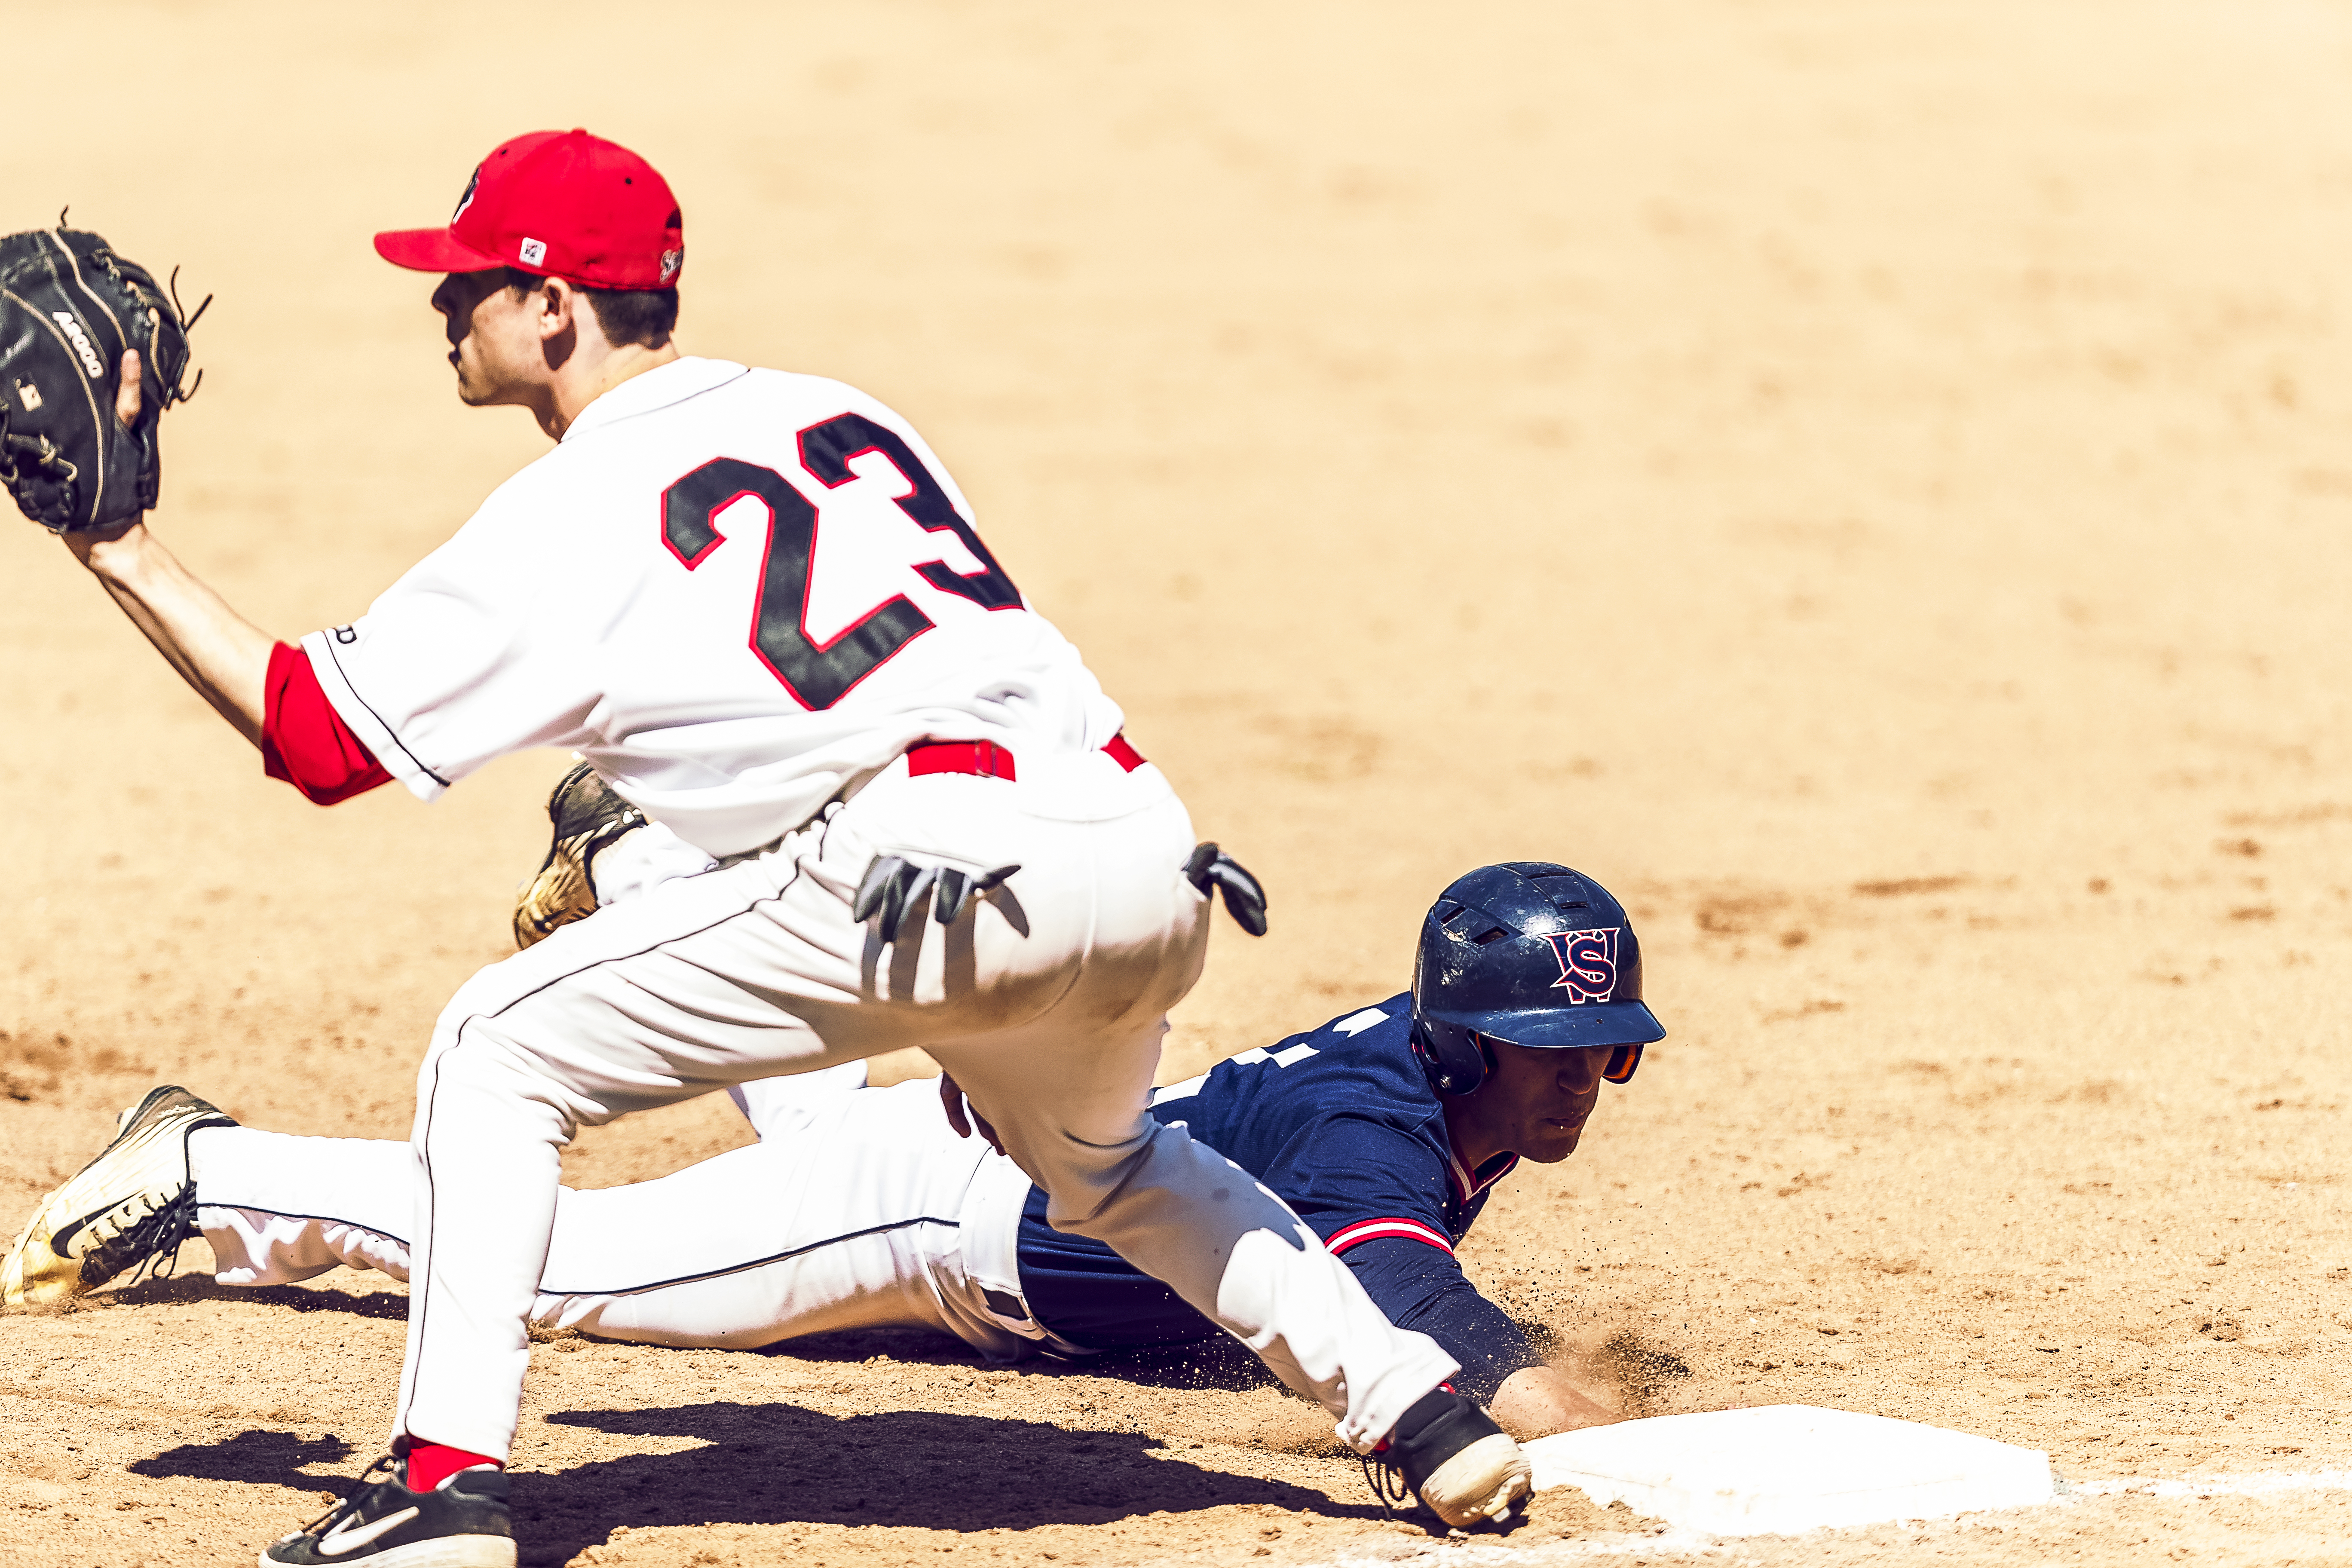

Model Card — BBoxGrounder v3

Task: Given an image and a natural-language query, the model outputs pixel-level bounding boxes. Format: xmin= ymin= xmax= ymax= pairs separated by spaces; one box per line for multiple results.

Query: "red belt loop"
xmin=907 ymin=740 xmax=1018 ymax=781
xmin=905 ymin=734 xmax=1146 ymax=781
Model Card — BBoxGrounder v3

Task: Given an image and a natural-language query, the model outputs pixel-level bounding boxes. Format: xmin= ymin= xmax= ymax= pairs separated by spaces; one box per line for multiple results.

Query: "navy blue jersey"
xmin=1014 ymin=995 xmax=1544 ymax=1403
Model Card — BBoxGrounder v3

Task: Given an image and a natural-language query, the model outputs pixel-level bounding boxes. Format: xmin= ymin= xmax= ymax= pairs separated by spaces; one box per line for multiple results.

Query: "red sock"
xmin=405 ymin=1442 xmax=502 ymax=1492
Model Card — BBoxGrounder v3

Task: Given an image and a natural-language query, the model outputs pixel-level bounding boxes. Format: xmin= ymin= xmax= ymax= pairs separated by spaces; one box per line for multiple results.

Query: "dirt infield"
xmin=7 ymin=2 xmax=2352 ymax=1563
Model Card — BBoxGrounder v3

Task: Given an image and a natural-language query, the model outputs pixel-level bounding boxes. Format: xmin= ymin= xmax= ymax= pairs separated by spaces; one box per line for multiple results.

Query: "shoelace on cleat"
xmin=79 ymin=1179 xmax=202 ymax=1292
xmin=1359 ymin=1451 xmax=1413 ymax=1518
xmin=290 ymin=1453 xmax=399 ymax=1538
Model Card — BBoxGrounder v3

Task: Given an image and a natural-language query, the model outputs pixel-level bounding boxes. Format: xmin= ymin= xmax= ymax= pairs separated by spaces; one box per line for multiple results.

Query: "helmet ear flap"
xmin=1412 ymin=1017 xmax=1490 ymax=1097
xmin=1603 ymin=1042 xmax=1644 ymax=1084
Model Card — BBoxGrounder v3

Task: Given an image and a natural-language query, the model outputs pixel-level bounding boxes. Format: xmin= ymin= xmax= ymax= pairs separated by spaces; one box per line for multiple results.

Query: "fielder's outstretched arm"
xmin=67 ymin=522 xmax=274 ymax=745
xmin=62 ymin=352 xmax=274 ymax=747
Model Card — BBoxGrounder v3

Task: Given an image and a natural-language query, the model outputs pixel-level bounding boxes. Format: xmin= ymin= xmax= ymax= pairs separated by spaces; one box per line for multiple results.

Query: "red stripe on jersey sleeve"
xmin=1326 ymin=1217 xmax=1455 ymax=1257
xmin=261 ymin=641 xmax=395 ymax=805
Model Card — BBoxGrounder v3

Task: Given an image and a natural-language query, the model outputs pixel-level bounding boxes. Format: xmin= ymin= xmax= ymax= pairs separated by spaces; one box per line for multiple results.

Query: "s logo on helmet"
xmin=1545 ymin=928 xmax=1619 ymax=1004
xmin=452 ymin=167 xmax=482 ymax=224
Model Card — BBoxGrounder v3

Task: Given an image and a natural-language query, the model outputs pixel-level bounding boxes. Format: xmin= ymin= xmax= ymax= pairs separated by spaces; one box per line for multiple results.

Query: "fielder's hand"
xmin=852 ymin=855 xmax=1020 ymax=943
xmin=1185 ymin=842 xmax=1269 ymax=935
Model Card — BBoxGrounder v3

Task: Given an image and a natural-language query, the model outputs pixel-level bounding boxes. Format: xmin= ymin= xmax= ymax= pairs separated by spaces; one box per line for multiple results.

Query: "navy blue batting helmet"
xmin=1411 ymin=862 xmax=1665 ymax=1096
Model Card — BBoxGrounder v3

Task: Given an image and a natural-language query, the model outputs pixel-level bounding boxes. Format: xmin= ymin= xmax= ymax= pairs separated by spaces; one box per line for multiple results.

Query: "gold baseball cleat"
xmin=1 ymin=1085 xmax=236 ymax=1306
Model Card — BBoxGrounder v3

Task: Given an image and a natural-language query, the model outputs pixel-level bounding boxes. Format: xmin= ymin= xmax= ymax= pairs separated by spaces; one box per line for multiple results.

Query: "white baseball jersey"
xmin=300 ymin=356 xmax=1123 ymax=856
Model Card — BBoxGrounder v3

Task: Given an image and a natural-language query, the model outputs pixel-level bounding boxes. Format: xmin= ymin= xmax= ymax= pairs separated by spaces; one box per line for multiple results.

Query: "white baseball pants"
xmin=392 ymin=751 xmax=1455 ymax=1461
xmin=192 ymin=1067 xmax=1058 ymax=1357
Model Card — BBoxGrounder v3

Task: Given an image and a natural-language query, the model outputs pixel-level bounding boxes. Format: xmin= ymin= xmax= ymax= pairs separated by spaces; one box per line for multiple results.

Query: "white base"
xmin=1524 ymin=1404 xmax=2052 ymax=1536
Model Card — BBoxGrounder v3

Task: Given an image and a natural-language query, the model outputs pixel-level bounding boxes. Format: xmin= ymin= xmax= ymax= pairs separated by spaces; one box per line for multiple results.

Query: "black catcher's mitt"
xmin=0 ymin=225 xmax=202 ymax=533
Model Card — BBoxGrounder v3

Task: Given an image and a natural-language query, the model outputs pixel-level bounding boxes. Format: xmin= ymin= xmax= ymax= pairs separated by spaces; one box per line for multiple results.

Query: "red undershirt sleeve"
xmin=261 ymin=641 xmax=395 ymax=805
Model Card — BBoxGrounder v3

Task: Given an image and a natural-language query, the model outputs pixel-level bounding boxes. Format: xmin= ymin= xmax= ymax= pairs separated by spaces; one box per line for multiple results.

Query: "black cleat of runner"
xmin=1362 ymin=1386 xmax=1532 ymax=1528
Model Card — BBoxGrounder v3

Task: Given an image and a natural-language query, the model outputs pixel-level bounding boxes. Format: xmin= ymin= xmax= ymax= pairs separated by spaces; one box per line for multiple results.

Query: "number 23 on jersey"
xmin=659 ymin=413 xmax=1022 ymax=711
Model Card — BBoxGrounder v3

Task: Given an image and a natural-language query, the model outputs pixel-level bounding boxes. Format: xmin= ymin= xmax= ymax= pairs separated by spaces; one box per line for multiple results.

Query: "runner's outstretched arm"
xmin=1339 ymin=1228 xmax=1619 ymax=1437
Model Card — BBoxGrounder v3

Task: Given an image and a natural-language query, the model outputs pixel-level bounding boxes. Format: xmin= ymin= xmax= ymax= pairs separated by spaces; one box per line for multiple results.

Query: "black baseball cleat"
xmin=1363 ymin=1386 xmax=1533 ymax=1528
xmin=262 ymin=1454 xmax=514 ymax=1567
xmin=1 ymin=1085 xmax=236 ymax=1305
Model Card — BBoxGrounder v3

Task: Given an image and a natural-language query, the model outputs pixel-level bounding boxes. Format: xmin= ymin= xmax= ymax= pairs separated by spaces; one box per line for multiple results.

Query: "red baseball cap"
xmin=374 ymin=129 xmax=684 ymax=290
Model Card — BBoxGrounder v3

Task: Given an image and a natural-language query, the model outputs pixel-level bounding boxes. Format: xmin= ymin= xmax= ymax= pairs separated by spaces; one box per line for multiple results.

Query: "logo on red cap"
xmin=376 ymin=130 xmax=684 ymax=291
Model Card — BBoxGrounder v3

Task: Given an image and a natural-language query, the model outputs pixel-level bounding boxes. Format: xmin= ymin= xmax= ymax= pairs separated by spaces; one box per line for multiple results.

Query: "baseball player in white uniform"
xmin=38 ymin=130 xmax=1529 ymax=1564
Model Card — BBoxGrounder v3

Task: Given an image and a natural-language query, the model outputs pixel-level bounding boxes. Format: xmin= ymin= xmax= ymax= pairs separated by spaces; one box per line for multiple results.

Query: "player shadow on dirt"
xmin=104 ymin=1271 xmax=409 ymax=1319
xmin=530 ymin=1402 xmax=1395 ymax=1559
xmin=769 ymin=1324 xmax=1288 ymax=1393
xmin=133 ymin=1403 xmax=1395 ymax=1563
xmin=129 ymin=1427 xmax=353 ymax=1485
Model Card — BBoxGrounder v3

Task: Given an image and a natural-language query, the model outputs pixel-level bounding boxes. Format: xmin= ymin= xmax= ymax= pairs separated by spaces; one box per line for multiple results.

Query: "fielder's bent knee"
xmin=413 ymin=1019 xmax=582 ymax=1153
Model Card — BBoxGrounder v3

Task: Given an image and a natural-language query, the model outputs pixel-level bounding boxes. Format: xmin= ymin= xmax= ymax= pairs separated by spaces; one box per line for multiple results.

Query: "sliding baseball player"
xmin=9 ymin=863 xmax=1656 ymax=1473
